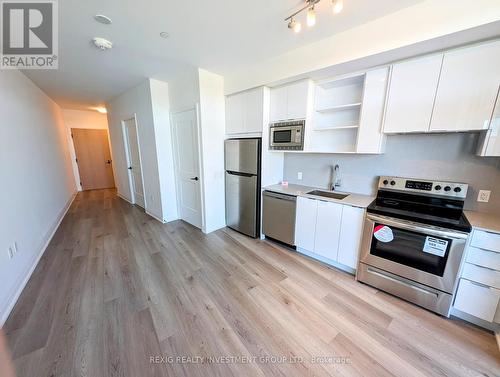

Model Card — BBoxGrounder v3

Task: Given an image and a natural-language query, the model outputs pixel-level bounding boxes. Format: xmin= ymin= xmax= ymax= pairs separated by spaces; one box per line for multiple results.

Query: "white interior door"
xmin=172 ymin=109 xmax=202 ymax=228
xmin=123 ymin=118 xmax=145 ymax=208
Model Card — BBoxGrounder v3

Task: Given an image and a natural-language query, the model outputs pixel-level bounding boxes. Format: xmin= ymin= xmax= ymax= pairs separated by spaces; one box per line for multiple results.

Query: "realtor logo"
xmin=1 ymin=0 xmax=58 ymax=69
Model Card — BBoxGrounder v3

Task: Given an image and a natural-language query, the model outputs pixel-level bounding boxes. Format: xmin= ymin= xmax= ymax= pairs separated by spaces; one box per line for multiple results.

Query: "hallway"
xmin=3 ymin=190 xmax=499 ymax=377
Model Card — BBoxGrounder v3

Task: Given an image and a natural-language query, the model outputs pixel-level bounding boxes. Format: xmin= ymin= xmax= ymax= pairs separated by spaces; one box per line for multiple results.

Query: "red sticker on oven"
xmin=373 ymin=225 xmax=394 ymax=243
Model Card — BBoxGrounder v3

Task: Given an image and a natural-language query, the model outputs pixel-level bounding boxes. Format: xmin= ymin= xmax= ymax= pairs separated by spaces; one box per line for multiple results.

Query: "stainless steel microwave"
xmin=269 ymin=120 xmax=305 ymax=150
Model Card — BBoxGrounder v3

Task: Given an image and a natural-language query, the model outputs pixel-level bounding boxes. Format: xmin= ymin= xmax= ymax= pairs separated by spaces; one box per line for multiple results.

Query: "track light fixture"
xmin=285 ymin=0 xmax=344 ymax=33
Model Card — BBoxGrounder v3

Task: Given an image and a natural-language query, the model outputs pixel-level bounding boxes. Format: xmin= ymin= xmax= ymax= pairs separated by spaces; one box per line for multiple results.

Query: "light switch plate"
xmin=478 ymin=190 xmax=491 ymax=203
xmin=297 ymin=172 xmax=303 ymax=180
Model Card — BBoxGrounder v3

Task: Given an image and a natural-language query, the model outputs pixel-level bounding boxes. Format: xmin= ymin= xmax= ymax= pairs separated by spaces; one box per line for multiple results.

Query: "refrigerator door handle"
xmin=226 ymin=170 xmax=255 ymax=177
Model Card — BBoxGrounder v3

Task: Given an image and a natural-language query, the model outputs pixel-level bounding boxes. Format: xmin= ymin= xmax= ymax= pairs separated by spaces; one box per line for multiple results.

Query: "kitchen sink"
xmin=306 ymin=190 xmax=349 ymax=200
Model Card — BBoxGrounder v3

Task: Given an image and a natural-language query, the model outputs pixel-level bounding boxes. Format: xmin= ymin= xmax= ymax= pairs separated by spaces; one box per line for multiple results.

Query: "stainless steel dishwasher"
xmin=262 ymin=190 xmax=297 ymax=247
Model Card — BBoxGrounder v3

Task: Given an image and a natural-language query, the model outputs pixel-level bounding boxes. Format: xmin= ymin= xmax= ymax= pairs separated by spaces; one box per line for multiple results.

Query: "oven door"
xmin=359 ymin=214 xmax=468 ymax=293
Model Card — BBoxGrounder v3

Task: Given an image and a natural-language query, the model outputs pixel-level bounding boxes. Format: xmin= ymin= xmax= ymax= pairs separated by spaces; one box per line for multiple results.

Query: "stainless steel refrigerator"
xmin=225 ymin=138 xmax=261 ymax=238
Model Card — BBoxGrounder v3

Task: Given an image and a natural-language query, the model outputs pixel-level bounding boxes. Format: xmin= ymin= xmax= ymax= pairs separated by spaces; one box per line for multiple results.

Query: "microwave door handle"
xmin=366 ymin=214 xmax=469 ymax=240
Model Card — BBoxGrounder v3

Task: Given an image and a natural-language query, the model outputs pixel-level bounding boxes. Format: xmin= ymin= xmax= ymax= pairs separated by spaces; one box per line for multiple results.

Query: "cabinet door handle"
xmin=467 ymin=280 xmax=491 ymax=289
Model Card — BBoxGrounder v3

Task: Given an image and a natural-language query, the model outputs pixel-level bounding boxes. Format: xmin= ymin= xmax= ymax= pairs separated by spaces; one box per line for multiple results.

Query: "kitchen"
xmin=224 ymin=39 xmax=500 ymax=337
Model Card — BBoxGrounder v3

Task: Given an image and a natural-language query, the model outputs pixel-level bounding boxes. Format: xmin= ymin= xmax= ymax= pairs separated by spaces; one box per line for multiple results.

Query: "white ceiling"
xmin=23 ymin=0 xmax=425 ymax=109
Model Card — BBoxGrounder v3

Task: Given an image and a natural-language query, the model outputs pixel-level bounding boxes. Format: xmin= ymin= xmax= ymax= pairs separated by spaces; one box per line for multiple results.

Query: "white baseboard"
xmin=0 ymin=191 xmax=77 ymax=327
xmin=117 ymin=191 xmax=133 ymax=204
xmin=146 ymin=210 xmax=166 ymax=224
xmin=297 ymin=247 xmax=356 ymax=275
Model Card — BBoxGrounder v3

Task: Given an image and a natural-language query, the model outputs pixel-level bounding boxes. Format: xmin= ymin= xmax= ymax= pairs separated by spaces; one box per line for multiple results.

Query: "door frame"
xmin=171 ymin=106 xmax=205 ymax=230
xmin=121 ymin=114 xmax=147 ymax=208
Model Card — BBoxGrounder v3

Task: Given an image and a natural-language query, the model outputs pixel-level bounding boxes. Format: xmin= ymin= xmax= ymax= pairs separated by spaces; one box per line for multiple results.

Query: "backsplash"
xmin=283 ymin=133 xmax=500 ymax=214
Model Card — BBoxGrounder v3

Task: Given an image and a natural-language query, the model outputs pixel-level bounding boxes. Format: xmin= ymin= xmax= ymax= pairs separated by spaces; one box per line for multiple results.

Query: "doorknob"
xmin=106 ymin=160 xmax=112 ymax=164
xmin=190 ymin=177 xmax=199 ymax=181
xmin=128 ymin=166 xmax=133 ymax=170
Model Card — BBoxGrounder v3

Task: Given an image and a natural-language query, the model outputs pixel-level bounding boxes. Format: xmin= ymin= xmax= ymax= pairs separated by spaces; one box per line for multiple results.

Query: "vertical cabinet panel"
xmin=314 ymin=201 xmax=343 ymax=261
xmin=244 ymin=88 xmax=264 ymax=133
xmin=286 ymin=81 xmax=310 ymax=120
xmin=270 ymin=86 xmax=288 ymax=122
xmin=337 ymin=206 xmax=365 ymax=269
xmin=478 ymin=86 xmax=500 ymax=156
xmin=357 ymin=68 xmax=389 ymax=153
xmin=383 ymin=54 xmax=443 ymax=133
xmin=430 ymin=41 xmax=500 ymax=132
xmin=295 ymin=197 xmax=318 ymax=251
xmin=225 ymin=94 xmax=245 ymax=135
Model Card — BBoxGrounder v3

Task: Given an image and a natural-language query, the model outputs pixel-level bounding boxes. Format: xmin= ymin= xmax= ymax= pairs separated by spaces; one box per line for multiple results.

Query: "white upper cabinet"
xmin=270 ymin=86 xmax=288 ymax=122
xmin=478 ymin=86 xmax=500 ymax=157
xmin=244 ymin=88 xmax=265 ymax=133
xmin=225 ymin=93 xmax=245 ymax=134
xmin=314 ymin=200 xmax=343 ymax=261
xmin=383 ymin=54 xmax=443 ymax=134
xmin=270 ymin=80 xmax=313 ymax=122
xmin=295 ymin=197 xmax=318 ymax=252
xmin=225 ymin=87 xmax=264 ymax=135
xmin=430 ymin=41 xmax=500 ymax=132
xmin=356 ymin=68 xmax=389 ymax=153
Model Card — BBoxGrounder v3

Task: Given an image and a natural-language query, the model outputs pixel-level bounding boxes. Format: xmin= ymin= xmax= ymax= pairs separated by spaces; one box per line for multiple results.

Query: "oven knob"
xmin=454 ymin=187 xmax=462 ymax=193
xmin=390 ymin=180 xmax=396 ymax=186
xmin=444 ymin=186 xmax=451 ymax=192
xmin=434 ymin=185 xmax=442 ymax=191
xmin=383 ymin=180 xmax=389 ymax=185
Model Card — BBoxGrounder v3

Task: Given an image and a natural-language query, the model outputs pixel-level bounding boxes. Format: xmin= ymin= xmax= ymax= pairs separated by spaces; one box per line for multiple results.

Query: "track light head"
xmin=288 ymin=18 xmax=302 ymax=33
xmin=332 ymin=0 xmax=344 ymax=14
xmin=307 ymin=6 xmax=316 ymax=27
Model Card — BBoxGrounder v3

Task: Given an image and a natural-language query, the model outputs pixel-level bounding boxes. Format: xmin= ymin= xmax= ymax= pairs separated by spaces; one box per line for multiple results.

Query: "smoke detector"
xmin=94 ymin=14 xmax=112 ymax=24
xmin=92 ymin=37 xmax=113 ymax=50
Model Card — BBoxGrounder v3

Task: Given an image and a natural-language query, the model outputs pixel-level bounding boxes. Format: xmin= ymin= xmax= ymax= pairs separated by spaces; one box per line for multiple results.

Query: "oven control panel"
xmin=379 ymin=176 xmax=468 ymax=199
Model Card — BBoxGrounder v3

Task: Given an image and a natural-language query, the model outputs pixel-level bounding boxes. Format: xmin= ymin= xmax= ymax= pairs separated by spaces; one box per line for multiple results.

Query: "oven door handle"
xmin=366 ymin=214 xmax=469 ymax=240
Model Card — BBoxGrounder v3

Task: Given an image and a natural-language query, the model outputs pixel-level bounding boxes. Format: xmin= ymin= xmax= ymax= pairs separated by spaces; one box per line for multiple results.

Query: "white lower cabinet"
xmin=453 ymin=229 xmax=500 ymax=325
xmin=454 ymin=279 xmax=500 ymax=323
xmin=295 ymin=197 xmax=318 ymax=252
xmin=337 ymin=206 xmax=365 ymax=269
xmin=295 ymin=196 xmax=365 ymax=272
xmin=314 ymin=200 xmax=343 ymax=261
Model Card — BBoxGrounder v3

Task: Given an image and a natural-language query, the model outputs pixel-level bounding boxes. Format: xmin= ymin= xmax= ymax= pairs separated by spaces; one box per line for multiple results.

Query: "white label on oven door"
xmin=373 ymin=225 xmax=394 ymax=243
xmin=423 ymin=237 xmax=448 ymax=257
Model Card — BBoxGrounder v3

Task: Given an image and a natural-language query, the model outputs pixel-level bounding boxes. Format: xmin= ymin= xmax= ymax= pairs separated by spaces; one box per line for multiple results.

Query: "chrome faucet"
xmin=331 ymin=164 xmax=341 ymax=191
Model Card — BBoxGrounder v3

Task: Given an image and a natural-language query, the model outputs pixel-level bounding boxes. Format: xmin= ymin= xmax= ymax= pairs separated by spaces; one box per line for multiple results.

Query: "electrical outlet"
xmin=297 ymin=172 xmax=303 ymax=180
xmin=478 ymin=190 xmax=491 ymax=203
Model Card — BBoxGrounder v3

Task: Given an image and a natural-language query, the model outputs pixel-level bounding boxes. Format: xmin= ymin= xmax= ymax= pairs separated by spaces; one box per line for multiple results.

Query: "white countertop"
xmin=264 ymin=183 xmax=375 ymax=208
xmin=464 ymin=210 xmax=500 ymax=234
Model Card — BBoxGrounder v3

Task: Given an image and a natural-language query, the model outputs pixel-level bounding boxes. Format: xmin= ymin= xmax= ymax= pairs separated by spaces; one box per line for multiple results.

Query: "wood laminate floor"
xmin=4 ymin=189 xmax=500 ymax=377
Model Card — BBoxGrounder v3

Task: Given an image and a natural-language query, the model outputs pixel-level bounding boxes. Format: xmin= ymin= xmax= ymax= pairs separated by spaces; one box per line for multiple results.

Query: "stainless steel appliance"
xmin=269 ymin=120 xmax=305 ymax=151
xmin=262 ymin=191 xmax=296 ymax=246
xmin=357 ymin=176 xmax=472 ymax=316
xmin=225 ymin=138 xmax=261 ymax=238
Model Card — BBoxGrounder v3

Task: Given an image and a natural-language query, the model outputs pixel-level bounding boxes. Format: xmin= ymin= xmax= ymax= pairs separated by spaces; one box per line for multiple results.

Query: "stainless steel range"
xmin=356 ymin=176 xmax=472 ymax=317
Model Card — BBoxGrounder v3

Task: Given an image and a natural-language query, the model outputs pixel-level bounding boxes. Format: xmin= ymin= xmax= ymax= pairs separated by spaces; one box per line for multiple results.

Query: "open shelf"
xmin=316 ymin=102 xmax=362 ymax=113
xmin=313 ymin=125 xmax=359 ymax=131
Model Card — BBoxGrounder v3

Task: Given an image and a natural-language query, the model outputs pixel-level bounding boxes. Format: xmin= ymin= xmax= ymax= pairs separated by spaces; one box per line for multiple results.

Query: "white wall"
xmin=197 ymin=69 xmax=226 ymax=233
xmin=167 ymin=66 xmax=200 ymax=113
xmin=149 ymin=79 xmax=179 ymax=222
xmin=106 ymin=79 xmax=178 ymax=222
xmin=61 ymin=109 xmax=110 ymax=191
xmin=225 ymin=0 xmax=500 ymax=94
xmin=0 ymin=70 xmax=76 ymax=325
